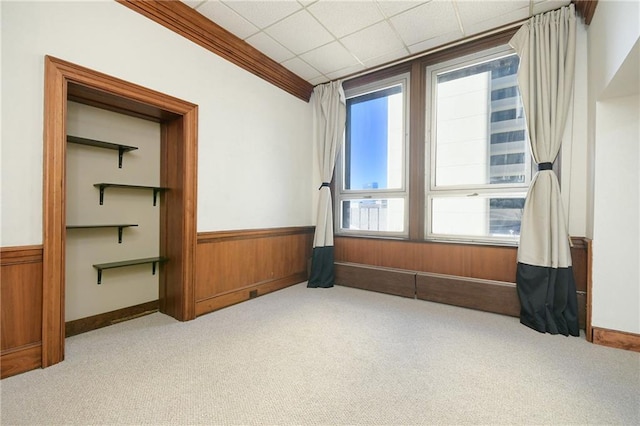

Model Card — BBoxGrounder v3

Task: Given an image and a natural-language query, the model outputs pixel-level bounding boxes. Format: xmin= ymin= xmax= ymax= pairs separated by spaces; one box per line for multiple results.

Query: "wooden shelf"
xmin=93 ymin=256 xmax=168 ymax=284
xmin=67 ymin=135 xmax=138 ymax=168
xmin=66 ymin=224 xmax=138 ymax=243
xmin=93 ymin=183 xmax=167 ymax=206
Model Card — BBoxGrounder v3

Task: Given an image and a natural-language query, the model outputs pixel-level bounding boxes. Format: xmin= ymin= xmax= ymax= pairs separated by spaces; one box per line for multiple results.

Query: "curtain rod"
xmin=338 ymin=17 xmax=528 ymax=84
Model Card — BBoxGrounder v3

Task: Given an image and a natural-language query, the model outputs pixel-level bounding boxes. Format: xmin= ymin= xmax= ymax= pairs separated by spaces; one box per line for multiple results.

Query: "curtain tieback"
xmin=319 ymin=182 xmax=331 ymax=190
xmin=538 ymin=162 xmax=553 ymax=171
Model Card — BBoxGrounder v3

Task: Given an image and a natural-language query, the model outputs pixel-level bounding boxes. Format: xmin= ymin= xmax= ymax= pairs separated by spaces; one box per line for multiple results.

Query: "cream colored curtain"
xmin=509 ymin=4 xmax=579 ymax=336
xmin=308 ymin=81 xmax=346 ymax=288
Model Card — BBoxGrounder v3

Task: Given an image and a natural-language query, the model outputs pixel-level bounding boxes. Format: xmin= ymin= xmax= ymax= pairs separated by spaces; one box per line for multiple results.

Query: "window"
xmin=426 ymin=47 xmax=530 ymax=243
xmin=337 ymin=35 xmax=536 ymax=245
xmin=336 ymin=73 xmax=409 ymax=236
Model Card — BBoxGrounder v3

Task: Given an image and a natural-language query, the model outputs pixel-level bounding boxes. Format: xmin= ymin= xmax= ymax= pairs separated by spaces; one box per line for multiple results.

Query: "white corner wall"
xmin=588 ymin=0 xmax=640 ymax=334
xmin=0 ymin=0 xmax=314 ymax=247
xmin=592 ymin=94 xmax=639 ymax=333
xmin=588 ymin=0 xmax=640 ymax=99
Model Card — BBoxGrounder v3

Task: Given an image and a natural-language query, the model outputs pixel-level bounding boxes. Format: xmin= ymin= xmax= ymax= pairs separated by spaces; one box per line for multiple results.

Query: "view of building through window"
xmin=429 ymin=53 xmax=529 ymax=240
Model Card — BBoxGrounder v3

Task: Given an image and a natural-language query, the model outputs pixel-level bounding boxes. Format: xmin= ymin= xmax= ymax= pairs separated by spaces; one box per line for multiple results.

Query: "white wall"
xmin=587 ymin=0 xmax=640 ymax=334
xmin=586 ymin=0 xmax=640 ymax=237
xmin=592 ymin=94 xmax=640 ymax=333
xmin=0 ymin=0 xmax=314 ymax=247
xmin=587 ymin=0 xmax=640 ymax=99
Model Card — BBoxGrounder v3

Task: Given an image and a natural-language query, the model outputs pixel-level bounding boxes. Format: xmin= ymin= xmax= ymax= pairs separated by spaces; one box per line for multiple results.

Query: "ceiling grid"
xmin=184 ymin=0 xmax=572 ymax=85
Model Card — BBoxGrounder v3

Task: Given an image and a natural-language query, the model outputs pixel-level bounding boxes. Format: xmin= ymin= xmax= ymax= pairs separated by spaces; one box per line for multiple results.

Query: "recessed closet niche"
xmin=65 ymin=101 xmax=161 ymax=323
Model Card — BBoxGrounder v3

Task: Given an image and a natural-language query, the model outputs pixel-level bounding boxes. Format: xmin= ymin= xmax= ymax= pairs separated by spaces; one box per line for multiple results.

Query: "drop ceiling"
xmin=183 ymin=0 xmax=571 ymax=85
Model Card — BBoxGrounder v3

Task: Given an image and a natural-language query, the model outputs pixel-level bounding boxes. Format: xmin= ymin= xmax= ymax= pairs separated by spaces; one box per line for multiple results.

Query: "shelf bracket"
xmin=98 ymin=184 xmax=105 ymax=205
xmin=152 ymin=261 xmax=158 ymax=275
xmin=153 ymin=188 xmax=160 ymax=206
xmin=118 ymin=146 xmax=125 ymax=168
xmin=117 ymin=226 xmax=124 ymax=243
xmin=97 ymin=269 xmax=103 ymax=285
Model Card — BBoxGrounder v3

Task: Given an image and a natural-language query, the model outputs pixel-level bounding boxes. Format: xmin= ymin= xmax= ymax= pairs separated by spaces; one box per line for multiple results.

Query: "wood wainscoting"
xmin=335 ymin=236 xmax=590 ymax=330
xmin=195 ymin=226 xmax=314 ymax=316
xmin=1 ymin=246 xmax=44 ymax=378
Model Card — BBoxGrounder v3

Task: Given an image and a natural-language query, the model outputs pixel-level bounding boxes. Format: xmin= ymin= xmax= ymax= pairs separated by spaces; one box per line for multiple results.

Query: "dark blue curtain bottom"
xmin=308 ymin=246 xmax=335 ymax=288
xmin=516 ymin=262 xmax=580 ymax=336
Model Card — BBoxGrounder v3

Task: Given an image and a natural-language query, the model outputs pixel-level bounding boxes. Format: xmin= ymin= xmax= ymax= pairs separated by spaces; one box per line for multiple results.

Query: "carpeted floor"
xmin=2 ymin=283 xmax=639 ymax=425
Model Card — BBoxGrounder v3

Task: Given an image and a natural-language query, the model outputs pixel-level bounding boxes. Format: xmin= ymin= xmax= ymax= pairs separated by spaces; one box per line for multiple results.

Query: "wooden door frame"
xmin=43 ymin=56 xmax=197 ymax=367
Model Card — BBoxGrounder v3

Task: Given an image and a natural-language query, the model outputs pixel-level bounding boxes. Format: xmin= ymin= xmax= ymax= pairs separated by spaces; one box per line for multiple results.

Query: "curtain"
xmin=509 ymin=4 xmax=579 ymax=336
xmin=308 ymin=81 xmax=346 ymax=288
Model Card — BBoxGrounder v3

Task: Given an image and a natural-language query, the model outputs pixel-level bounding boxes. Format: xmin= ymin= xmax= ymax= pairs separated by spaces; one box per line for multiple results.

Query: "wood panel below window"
xmin=334 ymin=236 xmax=589 ymax=329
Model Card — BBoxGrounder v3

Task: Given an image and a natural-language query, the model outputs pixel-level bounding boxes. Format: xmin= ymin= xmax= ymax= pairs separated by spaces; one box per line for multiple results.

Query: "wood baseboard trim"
xmin=592 ymin=327 xmax=640 ymax=352
xmin=65 ymin=300 xmax=159 ymax=337
xmin=1 ymin=343 xmax=42 ymax=379
xmin=416 ymin=272 xmax=520 ymax=317
xmin=195 ymin=273 xmax=307 ymax=317
xmin=335 ymin=262 xmax=415 ymax=298
xmin=418 ymin=272 xmax=587 ymax=325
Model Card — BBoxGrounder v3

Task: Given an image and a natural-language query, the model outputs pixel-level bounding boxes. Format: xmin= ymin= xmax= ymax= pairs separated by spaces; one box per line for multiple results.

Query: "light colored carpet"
xmin=1 ymin=283 xmax=639 ymax=425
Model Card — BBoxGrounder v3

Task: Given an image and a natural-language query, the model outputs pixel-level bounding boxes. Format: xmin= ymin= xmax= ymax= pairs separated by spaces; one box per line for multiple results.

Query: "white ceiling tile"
xmin=245 ymin=32 xmax=295 ymax=63
xmin=308 ymin=0 xmax=385 ymax=38
xmin=265 ymin=10 xmax=335 ymax=54
xmin=309 ymin=75 xmax=330 ymax=86
xmin=456 ymin=0 xmax=529 ymax=31
xmin=186 ymin=0 xmax=577 ymax=83
xmin=407 ymin=29 xmax=463 ymax=54
xmin=376 ymin=0 xmax=429 ymax=18
xmin=222 ymin=0 xmax=302 ymax=29
xmin=183 ymin=0 xmax=207 ymax=8
xmin=325 ymin=63 xmax=366 ymax=81
xmin=390 ymin=1 xmax=462 ymax=47
xmin=300 ymin=41 xmax=361 ymax=75
xmin=341 ymin=21 xmax=407 ymax=62
xmin=461 ymin=6 xmax=530 ymax=37
xmin=532 ymin=0 xmax=572 ymax=15
xmin=362 ymin=48 xmax=409 ymax=69
xmin=281 ymin=57 xmax=323 ymax=80
xmin=197 ymin=1 xmax=259 ymax=39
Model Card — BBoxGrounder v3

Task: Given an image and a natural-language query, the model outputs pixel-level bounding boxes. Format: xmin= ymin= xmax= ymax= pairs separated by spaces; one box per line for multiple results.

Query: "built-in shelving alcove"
xmin=65 ymin=100 xmax=164 ymax=324
xmin=42 ymin=56 xmax=198 ymax=368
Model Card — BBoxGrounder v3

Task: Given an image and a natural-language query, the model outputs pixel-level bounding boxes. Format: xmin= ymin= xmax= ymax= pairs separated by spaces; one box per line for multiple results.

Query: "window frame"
xmin=424 ymin=45 xmax=532 ymax=245
xmin=336 ymin=72 xmax=411 ymax=238
xmin=338 ymin=27 xmax=537 ymax=246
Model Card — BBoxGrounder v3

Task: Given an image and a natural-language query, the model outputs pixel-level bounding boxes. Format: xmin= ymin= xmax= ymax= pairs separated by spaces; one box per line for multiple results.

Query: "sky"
xmin=347 ymin=96 xmax=388 ymax=190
